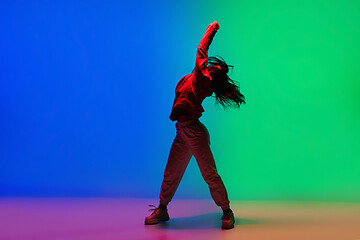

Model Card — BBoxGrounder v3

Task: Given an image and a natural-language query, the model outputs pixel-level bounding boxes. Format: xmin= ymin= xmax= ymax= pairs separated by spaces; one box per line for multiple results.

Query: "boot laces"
xmin=148 ymin=205 xmax=158 ymax=215
xmin=221 ymin=211 xmax=233 ymax=220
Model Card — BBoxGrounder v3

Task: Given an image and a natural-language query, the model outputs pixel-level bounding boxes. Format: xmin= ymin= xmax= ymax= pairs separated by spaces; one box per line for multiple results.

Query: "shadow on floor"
xmin=153 ymin=212 xmax=261 ymax=230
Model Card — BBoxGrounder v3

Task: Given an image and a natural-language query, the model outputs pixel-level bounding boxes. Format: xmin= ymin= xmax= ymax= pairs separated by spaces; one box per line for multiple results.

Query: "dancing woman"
xmin=145 ymin=21 xmax=245 ymax=229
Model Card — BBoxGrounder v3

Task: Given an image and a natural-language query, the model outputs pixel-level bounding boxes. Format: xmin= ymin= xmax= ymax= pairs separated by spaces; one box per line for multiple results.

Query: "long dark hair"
xmin=208 ymin=56 xmax=246 ymax=109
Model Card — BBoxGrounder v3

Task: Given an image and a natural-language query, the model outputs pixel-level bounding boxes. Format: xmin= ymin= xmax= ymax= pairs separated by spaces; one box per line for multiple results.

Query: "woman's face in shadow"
xmin=208 ymin=65 xmax=222 ymax=75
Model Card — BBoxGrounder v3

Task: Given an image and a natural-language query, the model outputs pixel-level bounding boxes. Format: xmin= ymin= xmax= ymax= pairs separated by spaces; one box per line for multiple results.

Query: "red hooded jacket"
xmin=169 ymin=22 xmax=219 ymax=122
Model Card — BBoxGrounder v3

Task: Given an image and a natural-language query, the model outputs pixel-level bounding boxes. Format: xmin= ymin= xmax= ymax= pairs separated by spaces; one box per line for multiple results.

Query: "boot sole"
xmin=221 ymin=224 xmax=234 ymax=229
xmin=144 ymin=216 xmax=170 ymax=225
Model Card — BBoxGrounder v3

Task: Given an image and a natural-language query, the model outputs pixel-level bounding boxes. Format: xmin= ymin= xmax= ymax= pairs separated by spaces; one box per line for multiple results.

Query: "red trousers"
xmin=159 ymin=119 xmax=230 ymax=210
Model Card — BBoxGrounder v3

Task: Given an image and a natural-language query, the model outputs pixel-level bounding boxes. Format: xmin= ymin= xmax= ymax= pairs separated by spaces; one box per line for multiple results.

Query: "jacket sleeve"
xmin=194 ymin=22 xmax=219 ymax=79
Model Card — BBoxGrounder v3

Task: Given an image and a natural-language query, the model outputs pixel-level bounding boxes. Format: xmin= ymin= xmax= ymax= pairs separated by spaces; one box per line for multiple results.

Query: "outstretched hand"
xmin=213 ymin=21 xmax=220 ymax=30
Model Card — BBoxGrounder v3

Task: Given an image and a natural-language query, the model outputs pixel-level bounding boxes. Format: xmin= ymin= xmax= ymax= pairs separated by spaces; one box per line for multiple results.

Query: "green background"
xmin=194 ymin=0 xmax=360 ymax=202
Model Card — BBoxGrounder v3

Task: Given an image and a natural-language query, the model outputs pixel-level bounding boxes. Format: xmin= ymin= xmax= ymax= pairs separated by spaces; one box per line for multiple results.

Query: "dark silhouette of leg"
xmin=159 ymin=126 xmax=192 ymax=206
xmin=178 ymin=121 xmax=230 ymax=210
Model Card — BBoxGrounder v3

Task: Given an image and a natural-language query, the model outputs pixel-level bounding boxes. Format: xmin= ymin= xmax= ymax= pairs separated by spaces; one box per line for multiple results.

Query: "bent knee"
xmin=203 ymin=172 xmax=222 ymax=184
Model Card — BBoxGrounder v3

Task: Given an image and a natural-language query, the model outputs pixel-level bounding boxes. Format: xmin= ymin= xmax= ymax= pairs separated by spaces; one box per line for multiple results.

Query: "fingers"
xmin=213 ymin=21 xmax=220 ymax=30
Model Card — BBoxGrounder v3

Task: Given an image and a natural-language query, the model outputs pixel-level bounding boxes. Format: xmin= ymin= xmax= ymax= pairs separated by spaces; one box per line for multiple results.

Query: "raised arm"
xmin=194 ymin=21 xmax=220 ymax=77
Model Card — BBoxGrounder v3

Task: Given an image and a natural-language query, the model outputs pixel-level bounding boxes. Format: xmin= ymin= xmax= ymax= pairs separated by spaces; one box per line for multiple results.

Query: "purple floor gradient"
xmin=0 ymin=198 xmax=359 ymax=240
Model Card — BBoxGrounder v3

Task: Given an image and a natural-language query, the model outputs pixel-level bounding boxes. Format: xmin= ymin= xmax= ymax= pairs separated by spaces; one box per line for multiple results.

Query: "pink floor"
xmin=0 ymin=198 xmax=359 ymax=240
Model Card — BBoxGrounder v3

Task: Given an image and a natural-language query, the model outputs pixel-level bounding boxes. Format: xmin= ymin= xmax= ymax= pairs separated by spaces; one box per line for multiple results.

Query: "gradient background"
xmin=1 ymin=0 xmax=360 ymax=202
